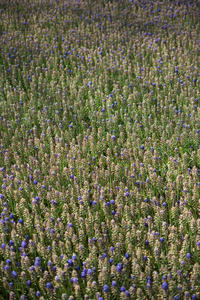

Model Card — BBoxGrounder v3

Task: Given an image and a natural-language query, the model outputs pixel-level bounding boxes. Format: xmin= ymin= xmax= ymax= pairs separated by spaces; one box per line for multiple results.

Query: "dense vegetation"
xmin=0 ymin=0 xmax=200 ymax=299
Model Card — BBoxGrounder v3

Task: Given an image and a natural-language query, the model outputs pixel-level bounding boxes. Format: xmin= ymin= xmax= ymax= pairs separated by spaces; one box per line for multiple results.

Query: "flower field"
xmin=0 ymin=0 xmax=200 ymax=299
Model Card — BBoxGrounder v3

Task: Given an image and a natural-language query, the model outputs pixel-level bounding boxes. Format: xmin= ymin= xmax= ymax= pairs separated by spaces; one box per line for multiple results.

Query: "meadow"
xmin=0 ymin=0 xmax=200 ymax=299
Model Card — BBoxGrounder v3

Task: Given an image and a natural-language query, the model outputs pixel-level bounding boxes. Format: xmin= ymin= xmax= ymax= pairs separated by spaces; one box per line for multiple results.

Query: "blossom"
xmin=116 ymin=263 xmax=122 ymax=272
xmin=162 ymin=282 xmax=168 ymax=290
xmin=46 ymin=282 xmax=53 ymax=289
xmin=12 ymin=271 xmax=17 ymax=279
xmin=21 ymin=241 xmax=27 ymax=248
xmin=103 ymin=285 xmax=109 ymax=292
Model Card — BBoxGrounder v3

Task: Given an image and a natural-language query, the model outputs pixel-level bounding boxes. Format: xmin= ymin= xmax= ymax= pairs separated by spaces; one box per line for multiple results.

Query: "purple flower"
xmin=46 ymin=282 xmax=53 ymax=289
xmin=81 ymin=272 xmax=86 ymax=278
xmin=125 ymin=291 xmax=130 ymax=297
xmin=162 ymin=282 xmax=168 ymax=290
xmin=18 ymin=218 xmax=23 ymax=225
xmin=1 ymin=184 xmax=6 ymax=190
xmin=68 ymin=259 xmax=73 ymax=266
xmin=116 ymin=263 xmax=122 ymax=272
xmin=26 ymin=280 xmax=31 ymax=287
xmin=33 ymin=180 xmax=38 ymax=185
xmin=35 ymin=260 xmax=41 ymax=267
xmin=21 ymin=241 xmax=27 ymax=248
xmin=112 ymin=281 xmax=117 ymax=287
xmin=103 ymin=285 xmax=109 ymax=293
xmin=72 ymin=254 xmax=77 ymax=260
xmin=12 ymin=271 xmax=17 ymax=279
xmin=120 ymin=286 xmax=126 ymax=292
xmin=86 ymin=269 xmax=92 ymax=276
xmin=125 ymin=253 xmax=130 ymax=259
xmin=74 ymin=277 xmax=79 ymax=284
xmin=1 ymin=243 xmax=6 ymax=249
xmin=36 ymin=291 xmax=41 ymax=297
xmin=111 ymin=135 xmax=116 ymax=140
xmin=4 ymin=265 xmax=9 ymax=271
xmin=125 ymin=192 xmax=129 ymax=197
xmin=6 ymin=259 xmax=11 ymax=265
xmin=160 ymin=237 xmax=165 ymax=243
xmin=47 ymin=261 xmax=52 ymax=267
xmin=0 ymin=194 xmax=4 ymax=199
xmin=186 ymin=253 xmax=191 ymax=259
xmin=9 ymin=240 xmax=14 ymax=246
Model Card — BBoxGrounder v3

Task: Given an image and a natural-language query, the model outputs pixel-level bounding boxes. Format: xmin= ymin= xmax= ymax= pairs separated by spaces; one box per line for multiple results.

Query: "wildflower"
xmin=46 ymin=282 xmax=53 ymax=289
xmin=4 ymin=265 xmax=9 ymax=271
xmin=12 ymin=271 xmax=17 ymax=279
xmin=21 ymin=241 xmax=27 ymax=248
xmin=112 ymin=281 xmax=117 ymax=287
xmin=26 ymin=280 xmax=31 ymax=287
xmin=68 ymin=259 xmax=73 ymax=266
xmin=47 ymin=261 xmax=52 ymax=267
xmin=81 ymin=272 xmax=86 ymax=278
xmin=116 ymin=263 xmax=122 ymax=272
xmin=6 ymin=259 xmax=11 ymax=265
xmin=36 ymin=291 xmax=41 ymax=297
xmin=103 ymin=285 xmax=109 ymax=292
xmin=186 ymin=253 xmax=191 ymax=259
xmin=1 ymin=243 xmax=6 ymax=249
xmin=162 ymin=282 xmax=168 ymax=290
xmin=125 ymin=253 xmax=130 ymax=259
